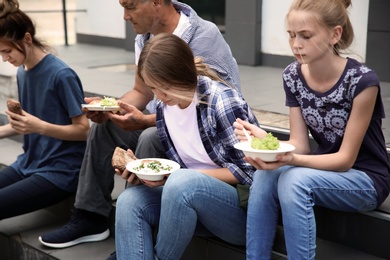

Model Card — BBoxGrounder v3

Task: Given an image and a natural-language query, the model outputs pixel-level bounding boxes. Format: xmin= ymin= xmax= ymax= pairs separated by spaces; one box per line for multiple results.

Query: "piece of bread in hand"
xmin=112 ymin=147 xmax=136 ymax=172
xmin=7 ymin=99 xmax=23 ymax=115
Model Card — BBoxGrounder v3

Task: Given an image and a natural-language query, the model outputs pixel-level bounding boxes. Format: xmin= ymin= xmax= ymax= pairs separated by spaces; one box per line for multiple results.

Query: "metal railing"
xmin=25 ymin=0 xmax=86 ymax=46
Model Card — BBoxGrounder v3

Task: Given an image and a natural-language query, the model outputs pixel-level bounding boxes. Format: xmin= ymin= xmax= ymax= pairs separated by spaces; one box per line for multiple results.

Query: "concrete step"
xmin=0 ymin=170 xmax=123 ymax=260
xmin=0 ymin=94 xmax=388 ymax=259
xmin=1 ymin=203 xmax=384 ymax=260
xmin=0 ymin=157 xmax=385 ymax=260
xmin=0 ymin=201 xmax=116 ymax=260
xmin=0 ymin=159 xmax=386 ymax=260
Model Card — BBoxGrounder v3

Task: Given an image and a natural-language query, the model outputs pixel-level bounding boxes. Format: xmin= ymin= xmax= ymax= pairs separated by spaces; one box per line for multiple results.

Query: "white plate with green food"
xmin=81 ymin=97 xmax=120 ymax=111
xmin=234 ymin=133 xmax=295 ymax=162
xmin=126 ymin=158 xmax=181 ymax=181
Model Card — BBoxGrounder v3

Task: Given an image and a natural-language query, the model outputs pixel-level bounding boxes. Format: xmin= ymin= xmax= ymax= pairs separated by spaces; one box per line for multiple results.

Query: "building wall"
xmin=74 ymin=0 xmax=389 ymax=80
xmin=260 ymin=0 xmax=369 ymax=61
xmin=225 ymin=0 xmax=262 ymax=65
xmin=75 ymin=0 xmax=126 ymax=48
xmin=365 ymin=0 xmax=390 ymax=82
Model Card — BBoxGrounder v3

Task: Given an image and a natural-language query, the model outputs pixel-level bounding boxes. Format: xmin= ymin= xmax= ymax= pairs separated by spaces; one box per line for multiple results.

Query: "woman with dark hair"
xmin=0 ymin=0 xmax=89 ymax=220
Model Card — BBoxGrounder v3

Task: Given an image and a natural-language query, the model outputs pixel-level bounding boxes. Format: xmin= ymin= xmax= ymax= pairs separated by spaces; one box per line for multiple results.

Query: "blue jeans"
xmin=115 ymin=169 xmax=247 ymax=260
xmin=246 ymin=166 xmax=378 ymax=260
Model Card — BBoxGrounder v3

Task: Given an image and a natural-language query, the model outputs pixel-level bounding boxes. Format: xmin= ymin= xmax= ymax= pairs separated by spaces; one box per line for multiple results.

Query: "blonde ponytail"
xmin=194 ymin=57 xmax=232 ymax=88
xmin=0 ymin=0 xmax=19 ymax=18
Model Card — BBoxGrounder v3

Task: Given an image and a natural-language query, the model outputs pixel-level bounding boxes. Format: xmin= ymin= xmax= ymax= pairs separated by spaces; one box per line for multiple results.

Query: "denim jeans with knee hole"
xmin=246 ymin=165 xmax=377 ymax=260
xmin=116 ymin=169 xmax=247 ymax=260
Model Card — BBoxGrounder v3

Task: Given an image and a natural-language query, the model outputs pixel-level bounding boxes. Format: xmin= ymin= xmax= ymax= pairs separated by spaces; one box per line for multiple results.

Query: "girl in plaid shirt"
xmin=115 ymin=33 xmax=261 ymax=260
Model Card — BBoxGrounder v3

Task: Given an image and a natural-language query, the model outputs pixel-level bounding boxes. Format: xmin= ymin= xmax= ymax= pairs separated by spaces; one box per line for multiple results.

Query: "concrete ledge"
xmin=0 ymin=75 xmax=17 ymax=100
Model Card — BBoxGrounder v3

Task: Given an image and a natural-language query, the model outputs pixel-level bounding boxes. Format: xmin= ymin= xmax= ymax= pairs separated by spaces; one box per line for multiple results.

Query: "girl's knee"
xmin=117 ymin=186 xmax=146 ymax=210
xmin=163 ymin=170 xmax=204 ymax=199
xmin=279 ymin=167 xmax=313 ymax=186
xmin=116 ymin=188 xmax=134 ymax=208
xmin=165 ymin=170 xmax=201 ymax=187
xmin=251 ymin=169 xmax=283 ymax=195
xmin=277 ymin=167 xmax=313 ymax=200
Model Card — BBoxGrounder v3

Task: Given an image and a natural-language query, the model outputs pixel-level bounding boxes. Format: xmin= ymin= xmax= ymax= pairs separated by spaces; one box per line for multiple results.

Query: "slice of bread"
xmin=7 ymin=99 xmax=23 ymax=115
xmin=112 ymin=147 xmax=136 ymax=172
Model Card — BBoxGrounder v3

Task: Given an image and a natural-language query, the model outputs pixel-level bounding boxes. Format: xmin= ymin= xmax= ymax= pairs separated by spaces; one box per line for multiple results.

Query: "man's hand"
xmin=82 ymin=97 xmax=111 ymax=124
xmin=108 ymin=100 xmax=150 ymax=131
xmin=141 ymin=177 xmax=168 ymax=188
xmin=113 ymin=148 xmax=142 ymax=185
xmin=115 ymin=168 xmax=142 ymax=185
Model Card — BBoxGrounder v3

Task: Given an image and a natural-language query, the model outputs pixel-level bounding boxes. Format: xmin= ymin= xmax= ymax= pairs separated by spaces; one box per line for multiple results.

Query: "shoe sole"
xmin=38 ymin=229 xmax=110 ymax=248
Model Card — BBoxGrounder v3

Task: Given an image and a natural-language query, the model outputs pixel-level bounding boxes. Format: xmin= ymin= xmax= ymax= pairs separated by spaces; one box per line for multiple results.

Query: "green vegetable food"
xmin=250 ymin=133 xmax=280 ymax=150
xmin=133 ymin=160 xmax=173 ymax=173
xmin=100 ymin=96 xmax=118 ymax=106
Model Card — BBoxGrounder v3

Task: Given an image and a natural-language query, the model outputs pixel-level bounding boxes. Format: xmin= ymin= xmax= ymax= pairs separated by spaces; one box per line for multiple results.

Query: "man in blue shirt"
xmin=39 ymin=0 xmax=241 ymax=250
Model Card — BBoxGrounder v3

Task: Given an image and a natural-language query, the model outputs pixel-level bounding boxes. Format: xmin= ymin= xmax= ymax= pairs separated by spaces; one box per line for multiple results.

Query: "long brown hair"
xmin=137 ymin=33 xmax=227 ymax=103
xmin=0 ymin=0 xmax=51 ymax=55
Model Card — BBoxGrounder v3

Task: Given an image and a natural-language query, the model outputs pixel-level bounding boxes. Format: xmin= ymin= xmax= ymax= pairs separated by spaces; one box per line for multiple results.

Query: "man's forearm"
xmin=143 ymin=113 xmax=157 ymax=128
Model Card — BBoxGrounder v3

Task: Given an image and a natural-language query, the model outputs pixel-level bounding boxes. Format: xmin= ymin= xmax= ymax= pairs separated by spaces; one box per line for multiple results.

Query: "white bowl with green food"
xmin=126 ymin=158 xmax=181 ymax=181
xmin=234 ymin=133 xmax=295 ymax=162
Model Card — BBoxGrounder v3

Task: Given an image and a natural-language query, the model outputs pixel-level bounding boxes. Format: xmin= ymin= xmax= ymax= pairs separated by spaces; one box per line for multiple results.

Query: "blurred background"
xmin=19 ymin=0 xmax=76 ymax=46
xmin=17 ymin=0 xmax=225 ymax=47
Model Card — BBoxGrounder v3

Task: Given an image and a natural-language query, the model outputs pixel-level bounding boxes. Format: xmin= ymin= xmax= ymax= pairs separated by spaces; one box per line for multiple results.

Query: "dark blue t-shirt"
xmin=11 ymin=54 xmax=86 ymax=192
xmin=283 ymin=58 xmax=390 ymax=206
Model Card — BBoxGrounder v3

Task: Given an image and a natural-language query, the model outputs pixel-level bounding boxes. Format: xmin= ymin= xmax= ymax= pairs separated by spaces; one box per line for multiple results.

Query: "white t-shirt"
xmin=163 ymin=94 xmax=220 ymax=169
xmin=135 ymin=11 xmax=190 ymax=65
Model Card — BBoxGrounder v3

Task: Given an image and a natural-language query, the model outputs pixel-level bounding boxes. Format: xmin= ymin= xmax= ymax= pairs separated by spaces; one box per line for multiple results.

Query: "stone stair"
xmin=0 ymin=126 xmax=388 ymax=260
xmin=0 ymin=160 xmax=120 ymax=260
xmin=0 ymin=73 xmax=388 ymax=259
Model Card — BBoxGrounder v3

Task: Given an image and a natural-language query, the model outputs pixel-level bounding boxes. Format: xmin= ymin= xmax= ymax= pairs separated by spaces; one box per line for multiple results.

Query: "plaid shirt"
xmin=156 ymin=76 xmax=258 ymax=185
